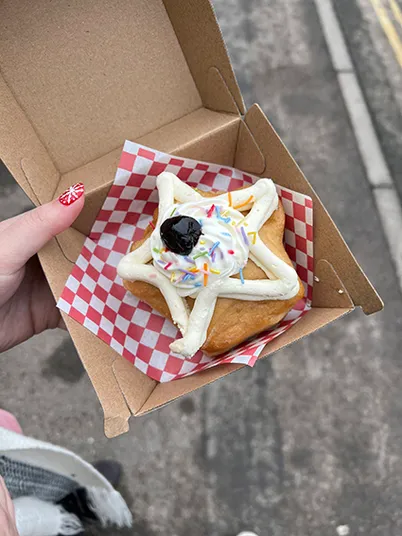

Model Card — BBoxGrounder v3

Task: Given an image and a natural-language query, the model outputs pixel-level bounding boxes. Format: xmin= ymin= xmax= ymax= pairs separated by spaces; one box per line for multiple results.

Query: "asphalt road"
xmin=1 ymin=1 xmax=402 ymax=535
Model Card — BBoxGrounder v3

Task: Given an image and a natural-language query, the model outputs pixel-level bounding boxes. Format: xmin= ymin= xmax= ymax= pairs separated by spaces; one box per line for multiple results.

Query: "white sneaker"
xmin=236 ymin=532 xmax=259 ymax=536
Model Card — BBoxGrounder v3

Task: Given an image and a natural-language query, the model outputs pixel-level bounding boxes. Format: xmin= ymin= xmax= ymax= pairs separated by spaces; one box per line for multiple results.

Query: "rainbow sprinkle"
xmin=240 ymin=227 xmax=249 ymax=246
xmin=228 ymin=191 xmax=232 ymax=207
xmin=194 ymin=282 xmax=202 ymax=288
xmin=164 ymin=262 xmax=172 ymax=270
xmin=149 ymin=221 xmax=155 ymax=230
xmin=178 ymin=268 xmax=194 ymax=275
xmin=234 ymin=195 xmax=254 ymax=210
xmin=193 ymin=251 xmax=208 ymax=260
xmin=209 ymin=241 xmax=220 ymax=256
xmin=239 ymin=267 xmax=245 ymax=284
xmin=247 ymin=231 xmax=257 ymax=244
xmin=215 ymin=206 xmax=230 ymax=223
xmin=184 ymin=256 xmax=196 ymax=264
xmin=170 ymin=272 xmax=176 ymax=283
xmin=206 ymin=204 xmax=215 ymax=218
xmin=153 ymin=247 xmax=161 ymax=254
xmin=170 ymin=207 xmax=177 ymax=216
xmin=189 ymin=267 xmax=199 ymax=273
xmin=200 ymin=239 xmax=206 ymax=245
xmin=221 ymin=231 xmax=232 ymax=237
xmin=210 ymin=268 xmax=221 ymax=275
xmin=203 ymin=263 xmax=208 ymax=286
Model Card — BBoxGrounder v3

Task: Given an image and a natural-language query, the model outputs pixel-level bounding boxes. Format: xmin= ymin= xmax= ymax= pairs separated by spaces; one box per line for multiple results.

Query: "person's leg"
xmin=0 ymin=410 xmax=22 ymax=434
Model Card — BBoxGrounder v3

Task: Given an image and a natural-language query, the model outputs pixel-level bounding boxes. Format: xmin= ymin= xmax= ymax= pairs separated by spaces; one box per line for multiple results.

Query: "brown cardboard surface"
xmin=234 ymin=121 xmax=265 ymax=175
xmin=243 ymin=104 xmax=383 ymax=315
xmin=39 ymin=231 xmax=155 ymax=434
xmin=313 ymin=260 xmax=354 ymax=309
xmin=55 ymin=109 xmax=240 ymax=237
xmin=137 ymin=306 xmax=351 ymax=415
xmin=162 ymin=0 xmax=245 ymax=114
xmin=0 ymin=0 xmax=382 ymax=435
xmin=38 ymin=265 xmax=132 ymax=438
xmin=0 ymin=75 xmax=58 ymax=205
xmin=0 ymin=0 xmax=201 ymax=173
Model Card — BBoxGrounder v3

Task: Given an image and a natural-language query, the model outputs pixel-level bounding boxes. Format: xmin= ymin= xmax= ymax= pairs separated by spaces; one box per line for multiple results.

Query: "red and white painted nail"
xmin=58 ymin=182 xmax=85 ymax=206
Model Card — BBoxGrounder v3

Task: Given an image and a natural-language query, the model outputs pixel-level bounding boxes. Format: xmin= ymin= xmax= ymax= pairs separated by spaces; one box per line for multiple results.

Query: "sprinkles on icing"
xmin=203 ymin=263 xmax=208 ymax=287
xmin=234 ymin=195 xmax=254 ymax=210
xmin=206 ymin=204 xmax=215 ymax=218
xmin=209 ymin=241 xmax=220 ymax=257
xmin=193 ymin=251 xmax=208 ymax=260
xmin=240 ymin=227 xmax=249 ymax=246
xmin=215 ymin=206 xmax=231 ymax=224
xmin=117 ymin=173 xmax=301 ymax=360
xmin=248 ymin=231 xmax=257 ymax=245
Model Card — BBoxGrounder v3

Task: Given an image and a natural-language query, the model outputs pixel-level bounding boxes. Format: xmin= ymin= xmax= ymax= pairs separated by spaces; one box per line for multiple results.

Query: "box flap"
xmin=243 ymin=104 xmax=383 ymax=315
xmin=0 ymin=0 xmax=243 ymax=198
xmin=0 ymin=75 xmax=59 ymax=204
xmin=313 ymin=259 xmax=354 ymax=309
xmin=55 ymin=109 xmax=241 ymax=236
xmin=162 ymin=0 xmax=245 ymax=114
xmin=38 ymin=232 xmax=155 ymax=438
xmin=136 ymin=306 xmax=352 ymax=415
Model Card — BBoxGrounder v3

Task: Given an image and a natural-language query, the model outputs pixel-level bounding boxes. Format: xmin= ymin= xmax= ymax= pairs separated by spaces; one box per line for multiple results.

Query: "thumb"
xmin=0 ymin=182 xmax=85 ymax=275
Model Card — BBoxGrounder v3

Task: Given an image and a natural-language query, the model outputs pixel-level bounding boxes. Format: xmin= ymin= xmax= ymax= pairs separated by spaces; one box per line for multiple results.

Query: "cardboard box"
xmin=0 ymin=0 xmax=383 ymax=438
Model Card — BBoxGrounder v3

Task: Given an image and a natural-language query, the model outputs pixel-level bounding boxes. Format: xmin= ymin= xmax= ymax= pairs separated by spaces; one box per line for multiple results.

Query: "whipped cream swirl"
xmin=150 ymin=198 xmax=250 ymax=297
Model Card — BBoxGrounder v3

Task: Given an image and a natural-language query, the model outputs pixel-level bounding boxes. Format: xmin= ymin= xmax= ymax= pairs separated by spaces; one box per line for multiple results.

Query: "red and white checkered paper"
xmin=58 ymin=141 xmax=313 ymax=382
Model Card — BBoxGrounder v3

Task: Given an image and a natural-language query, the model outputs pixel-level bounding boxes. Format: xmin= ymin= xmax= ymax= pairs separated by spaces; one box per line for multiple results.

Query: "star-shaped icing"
xmin=117 ymin=172 xmax=300 ymax=358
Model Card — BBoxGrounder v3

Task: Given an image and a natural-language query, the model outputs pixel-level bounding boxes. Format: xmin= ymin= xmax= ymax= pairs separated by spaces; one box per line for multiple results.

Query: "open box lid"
xmin=0 ymin=0 xmax=244 ymax=202
xmin=0 ymin=0 xmax=383 ymax=438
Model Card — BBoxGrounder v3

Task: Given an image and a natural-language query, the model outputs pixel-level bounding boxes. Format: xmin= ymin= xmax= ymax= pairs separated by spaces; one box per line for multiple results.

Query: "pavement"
xmin=1 ymin=0 xmax=402 ymax=535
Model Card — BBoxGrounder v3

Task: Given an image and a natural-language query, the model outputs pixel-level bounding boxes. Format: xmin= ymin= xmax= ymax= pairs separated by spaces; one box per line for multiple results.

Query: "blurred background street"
xmin=1 ymin=0 xmax=402 ymax=534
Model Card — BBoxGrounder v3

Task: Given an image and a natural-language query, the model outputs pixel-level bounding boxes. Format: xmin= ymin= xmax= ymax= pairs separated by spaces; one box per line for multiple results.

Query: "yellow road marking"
xmin=389 ymin=0 xmax=402 ymax=28
xmin=369 ymin=0 xmax=402 ymax=67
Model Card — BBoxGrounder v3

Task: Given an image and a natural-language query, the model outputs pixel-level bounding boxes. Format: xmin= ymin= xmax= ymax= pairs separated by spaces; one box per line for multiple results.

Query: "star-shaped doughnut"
xmin=117 ymin=172 xmax=301 ymax=358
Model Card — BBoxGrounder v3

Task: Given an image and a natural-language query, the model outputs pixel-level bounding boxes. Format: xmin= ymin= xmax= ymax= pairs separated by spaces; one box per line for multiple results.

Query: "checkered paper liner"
xmin=58 ymin=141 xmax=313 ymax=382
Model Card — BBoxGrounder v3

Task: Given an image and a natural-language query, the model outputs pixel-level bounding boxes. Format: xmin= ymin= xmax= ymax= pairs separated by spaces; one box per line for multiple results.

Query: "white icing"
xmin=117 ymin=255 xmax=189 ymax=334
xmin=150 ymin=199 xmax=249 ymax=297
xmin=117 ymin=173 xmax=301 ymax=360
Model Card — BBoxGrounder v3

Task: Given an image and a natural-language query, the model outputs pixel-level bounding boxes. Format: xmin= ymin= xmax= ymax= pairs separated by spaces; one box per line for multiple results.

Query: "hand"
xmin=0 ymin=183 xmax=84 ymax=352
xmin=0 ymin=476 xmax=19 ymax=536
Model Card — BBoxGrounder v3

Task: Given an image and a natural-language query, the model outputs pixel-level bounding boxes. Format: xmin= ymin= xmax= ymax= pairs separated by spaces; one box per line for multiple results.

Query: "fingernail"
xmin=58 ymin=182 xmax=85 ymax=206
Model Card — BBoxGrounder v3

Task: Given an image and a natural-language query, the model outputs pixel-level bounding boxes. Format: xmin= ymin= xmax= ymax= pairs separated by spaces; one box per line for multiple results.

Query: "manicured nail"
xmin=58 ymin=182 xmax=85 ymax=206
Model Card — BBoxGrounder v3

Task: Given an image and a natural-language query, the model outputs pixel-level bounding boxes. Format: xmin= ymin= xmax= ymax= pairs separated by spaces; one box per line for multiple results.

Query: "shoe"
xmin=93 ymin=460 xmax=122 ymax=488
